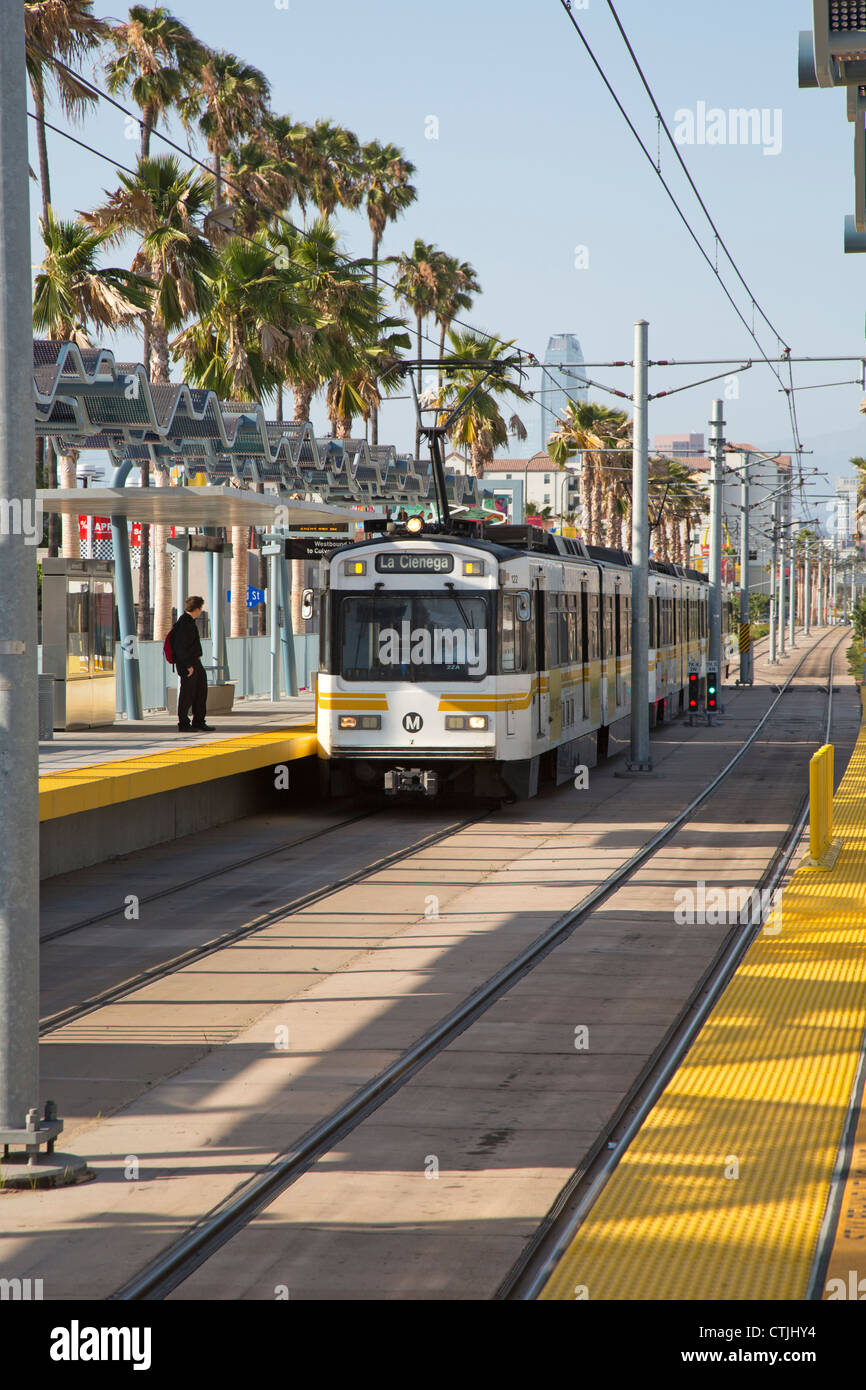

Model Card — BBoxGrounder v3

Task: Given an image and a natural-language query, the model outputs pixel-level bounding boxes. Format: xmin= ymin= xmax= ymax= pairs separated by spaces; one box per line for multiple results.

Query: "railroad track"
xmin=39 ymin=808 xmax=488 ymax=1036
xmin=106 ymin=624 xmax=850 ymax=1300
xmin=501 ymin=625 xmax=849 ymax=1299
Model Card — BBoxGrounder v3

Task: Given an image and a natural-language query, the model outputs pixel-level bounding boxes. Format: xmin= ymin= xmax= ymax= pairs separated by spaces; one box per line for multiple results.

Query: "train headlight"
xmin=468 ymin=715 xmax=488 ymax=730
xmin=406 ymin=516 xmax=424 ymax=534
xmin=344 ymin=560 xmax=367 ymax=576
xmin=445 ymin=714 xmax=488 ymax=731
xmin=462 ymin=560 xmax=485 ymax=576
xmin=338 ymin=715 xmax=382 ymax=730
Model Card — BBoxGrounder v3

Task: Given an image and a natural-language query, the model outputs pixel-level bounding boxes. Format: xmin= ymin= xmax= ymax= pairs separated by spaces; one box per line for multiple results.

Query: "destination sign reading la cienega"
xmin=374 ymin=553 xmax=454 ymax=574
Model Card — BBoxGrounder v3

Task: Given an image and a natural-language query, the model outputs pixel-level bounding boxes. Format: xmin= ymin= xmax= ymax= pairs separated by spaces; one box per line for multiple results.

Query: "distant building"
xmin=653 ymin=432 xmax=705 ymax=459
xmin=536 ymin=334 xmax=587 ymax=453
xmin=446 ymin=450 xmax=581 ymax=524
xmin=834 ymin=477 xmax=858 ymax=550
xmin=680 ymin=444 xmax=791 ymax=593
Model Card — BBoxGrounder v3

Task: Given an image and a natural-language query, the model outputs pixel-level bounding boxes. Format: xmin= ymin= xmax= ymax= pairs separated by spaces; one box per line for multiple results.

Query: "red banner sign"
xmin=78 ymin=517 xmax=174 ymax=546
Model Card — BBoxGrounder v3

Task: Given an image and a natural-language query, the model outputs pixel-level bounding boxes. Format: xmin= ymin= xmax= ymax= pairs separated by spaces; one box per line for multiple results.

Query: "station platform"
xmin=540 ymin=703 xmax=866 ymax=1301
xmin=38 ymin=695 xmax=316 ymax=878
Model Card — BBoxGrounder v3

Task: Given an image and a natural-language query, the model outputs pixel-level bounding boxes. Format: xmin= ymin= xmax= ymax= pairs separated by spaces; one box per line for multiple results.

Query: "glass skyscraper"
xmin=537 ymin=334 xmax=588 ymax=452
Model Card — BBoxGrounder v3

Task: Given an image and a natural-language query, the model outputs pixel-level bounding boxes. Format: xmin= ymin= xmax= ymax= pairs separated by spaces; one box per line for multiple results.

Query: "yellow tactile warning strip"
xmin=540 ymin=715 xmax=866 ymax=1301
xmin=38 ymin=727 xmax=317 ymax=822
xmin=821 ymin=1104 xmax=866 ymax=1300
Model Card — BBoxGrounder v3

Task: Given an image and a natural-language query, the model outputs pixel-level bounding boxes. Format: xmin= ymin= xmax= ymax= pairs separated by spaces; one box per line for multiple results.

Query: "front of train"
xmin=316 ymin=530 xmax=504 ymax=797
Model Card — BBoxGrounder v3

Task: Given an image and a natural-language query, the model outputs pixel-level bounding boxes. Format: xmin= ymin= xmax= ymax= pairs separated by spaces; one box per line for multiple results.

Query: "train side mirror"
xmin=515 ymin=591 xmax=531 ymax=622
xmin=301 ymin=588 xmax=314 ymax=621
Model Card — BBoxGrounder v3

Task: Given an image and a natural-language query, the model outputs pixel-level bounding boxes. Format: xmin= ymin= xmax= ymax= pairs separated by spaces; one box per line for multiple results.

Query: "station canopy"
xmin=39 ymin=487 xmax=354 ymax=530
xmin=34 ymin=341 xmax=485 ymax=510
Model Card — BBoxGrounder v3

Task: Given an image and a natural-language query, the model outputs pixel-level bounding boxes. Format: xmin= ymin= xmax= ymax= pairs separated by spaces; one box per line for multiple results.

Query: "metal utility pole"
xmin=769 ymin=494 xmax=779 ymax=663
xmin=738 ymin=456 xmax=753 ymax=684
xmin=788 ymin=532 xmax=796 ymax=648
xmin=0 ymin=0 xmax=42 ymax=1145
xmin=817 ymin=546 xmax=824 ymax=627
xmin=628 ymin=320 xmax=652 ymax=772
xmin=708 ymin=399 xmax=724 ymax=688
xmin=778 ymin=532 xmax=787 ymax=657
xmin=0 ymin=0 xmax=86 ymax=1182
xmin=804 ymin=543 xmax=811 ymax=636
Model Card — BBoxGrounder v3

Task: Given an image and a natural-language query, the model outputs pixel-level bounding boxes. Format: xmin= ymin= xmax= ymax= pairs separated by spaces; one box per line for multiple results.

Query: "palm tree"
xmin=547 ymin=401 xmax=631 ymax=547
xmin=84 ymin=154 xmax=217 ymax=639
xmin=187 ymin=50 xmax=271 ymax=214
xmin=303 ymin=119 xmax=364 ymax=218
xmin=33 ymin=211 xmax=151 ymax=557
xmin=325 ymin=317 xmax=410 ymax=439
xmin=173 ymin=232 xmax=310 ymax=638
xmin=433 ymin=256 xmax=480 ymax=373
xmin=434 ymin=330 xmax=529 ymax=480
xmin=395 ymin=240 xmax=444 ymax=458
xmin=360 ymin=140 xmax=416 ymax=445
xmin=25 ymin=0 xmax=108 ymax=227
xmin=25 ymin=0 xmax=108 ymax=556
xmin=104 ymin=6 xmax=205 ymax=160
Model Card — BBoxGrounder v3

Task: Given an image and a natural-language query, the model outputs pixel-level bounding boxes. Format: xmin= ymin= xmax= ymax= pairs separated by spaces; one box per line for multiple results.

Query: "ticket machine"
xmin=41 ymin=558 xmax=117 ymax=728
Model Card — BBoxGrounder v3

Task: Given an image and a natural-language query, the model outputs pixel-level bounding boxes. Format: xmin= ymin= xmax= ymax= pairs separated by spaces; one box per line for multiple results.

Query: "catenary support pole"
xmin=804 ymin=543 xmax=811 ymax=636
xmin=795 ymin=528 xmax=800 ymax=647
xmin=769 ymin=494 xmax=778 ymax=663
xmin=708 ymin=398 xmax=724 ymax=690
xmin=0 ymin=0 xmax=39 ymax=1131
xmin=109 ymin=458 xmax=143 ymax=720
xmin=268 ymin=547 xmax=279 ymax=702
xmin=738 ymin=456 xmax=752 ymax=684
xmin=628 ymin=320 xmax=651 ymax=771
xmin=778 ymin=533 xmax=787 ymax=657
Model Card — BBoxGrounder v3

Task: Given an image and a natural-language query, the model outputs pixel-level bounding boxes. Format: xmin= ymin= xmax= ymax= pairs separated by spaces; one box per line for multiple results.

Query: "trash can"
xmin=38 ymin=673 xmax=55 ymax=740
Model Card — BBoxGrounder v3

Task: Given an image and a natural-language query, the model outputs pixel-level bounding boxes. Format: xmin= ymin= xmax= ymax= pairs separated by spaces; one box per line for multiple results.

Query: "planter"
xmin=166 ymin=682 xmax=236 ymax=716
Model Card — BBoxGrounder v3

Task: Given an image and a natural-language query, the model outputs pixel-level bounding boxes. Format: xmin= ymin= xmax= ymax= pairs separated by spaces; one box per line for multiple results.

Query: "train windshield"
xmin=339 ymin=593 xmax=489 ymax=682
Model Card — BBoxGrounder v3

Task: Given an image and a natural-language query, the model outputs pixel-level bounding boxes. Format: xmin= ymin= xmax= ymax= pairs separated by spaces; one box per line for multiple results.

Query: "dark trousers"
xmin=178 ymin=662 xmax=208 ymax=726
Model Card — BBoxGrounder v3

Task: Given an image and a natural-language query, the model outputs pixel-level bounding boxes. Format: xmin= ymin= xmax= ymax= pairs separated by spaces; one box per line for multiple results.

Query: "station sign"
xmin=286 ymin=534 xmax=351 ymax=560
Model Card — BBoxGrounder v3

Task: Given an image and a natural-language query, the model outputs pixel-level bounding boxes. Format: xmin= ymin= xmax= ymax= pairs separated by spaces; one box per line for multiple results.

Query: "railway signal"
xmin=688 ymin=670 xmax=699 ymax=711
xmin=707 ymin=663 xmax=719 ymax=712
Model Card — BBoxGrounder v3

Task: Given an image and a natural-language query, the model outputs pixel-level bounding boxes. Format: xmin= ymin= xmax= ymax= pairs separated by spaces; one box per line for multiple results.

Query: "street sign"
xmin=226 ymin=587 xmax=266 ymax=608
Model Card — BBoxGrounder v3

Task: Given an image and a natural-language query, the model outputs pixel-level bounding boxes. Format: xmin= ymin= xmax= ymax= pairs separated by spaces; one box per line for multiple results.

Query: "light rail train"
xmin=312 ymin=523 xmax=734 ymax=799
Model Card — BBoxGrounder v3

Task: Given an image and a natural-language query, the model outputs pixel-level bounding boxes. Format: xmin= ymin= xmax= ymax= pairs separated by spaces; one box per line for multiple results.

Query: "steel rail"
xmin=40 ymin=810 xmax=379 ymax=944
xmin=40 ymin=811 xmax=485 ymax=1036
xmin=502 ymin=629 xmax=848 ymax=1300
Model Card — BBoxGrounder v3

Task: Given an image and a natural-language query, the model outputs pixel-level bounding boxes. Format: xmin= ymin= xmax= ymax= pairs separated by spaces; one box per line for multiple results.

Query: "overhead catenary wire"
xmin=559 ymin=0 xmax=807 ymax=476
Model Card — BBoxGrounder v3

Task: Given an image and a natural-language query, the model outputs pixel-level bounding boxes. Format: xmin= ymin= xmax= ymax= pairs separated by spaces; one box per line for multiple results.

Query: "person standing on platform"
xmin=171 ymin=596 xmax=215 ymax=733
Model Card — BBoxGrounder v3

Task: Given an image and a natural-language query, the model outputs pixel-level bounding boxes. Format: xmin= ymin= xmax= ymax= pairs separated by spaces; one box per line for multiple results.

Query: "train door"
xmin=534 ymin=581 xmax=548 ymax=739
xmin=599 ymin=586 xmax=609 ymax=727
xmin=580 ymin=579 xmax=591 ymax=722
xmin=614 ymin=584 xmax=624 ymax=707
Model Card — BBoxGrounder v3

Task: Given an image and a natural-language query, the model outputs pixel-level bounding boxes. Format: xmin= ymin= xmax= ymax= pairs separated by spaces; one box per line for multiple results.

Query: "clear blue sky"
xmin=28 ymin=0 xmax=866 ymax=518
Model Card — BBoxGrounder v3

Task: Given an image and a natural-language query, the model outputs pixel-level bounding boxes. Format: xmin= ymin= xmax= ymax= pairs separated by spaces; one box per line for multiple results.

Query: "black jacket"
xmin=172 ymin=612 xmax=203 ymax=671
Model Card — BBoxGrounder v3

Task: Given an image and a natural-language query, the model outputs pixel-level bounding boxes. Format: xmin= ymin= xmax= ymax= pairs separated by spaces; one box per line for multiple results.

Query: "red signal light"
xmin=688 ymin=671 xmax=698 ymax=710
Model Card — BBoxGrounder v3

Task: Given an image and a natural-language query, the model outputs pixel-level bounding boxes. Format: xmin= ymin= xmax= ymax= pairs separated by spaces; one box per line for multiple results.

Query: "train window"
xmin=500 ymin=594 xmax=517 ymax=672
xmin=320 ymin=592 xmax=333 ymax=672
xmin=500 ymin=594 xmax=528 ymax=673
xmin=545 ymin=595 xmax=560 ymax=667
xmin=339 ymin=593 xmax=489 ymax=682
xmin=603 ymin=596 xmax=614 ymax=658
xmin=648 ymin=596 xmax=656 ymax=648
